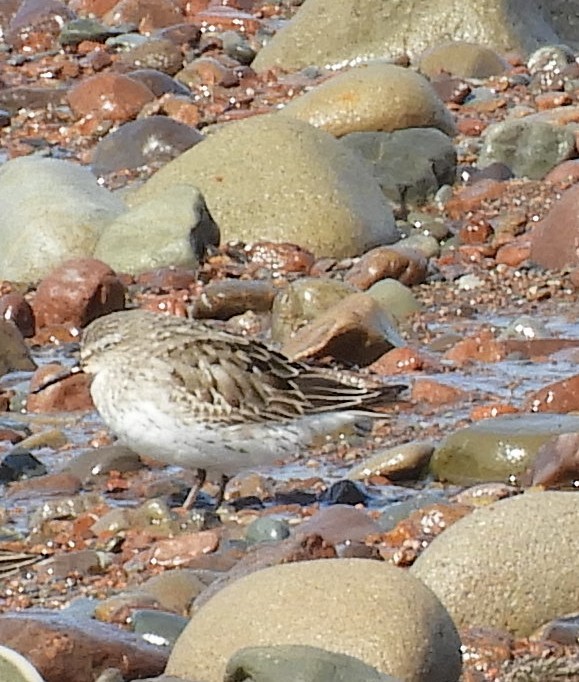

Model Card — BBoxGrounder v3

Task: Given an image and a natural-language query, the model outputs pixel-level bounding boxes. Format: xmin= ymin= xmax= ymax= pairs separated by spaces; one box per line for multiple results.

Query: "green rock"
xmin=478 ymin=120 xmax=576 ymax=180
xmin=342 ymin=129 xmax=456 ymax=206
xmin=431 ymin=414 xmax=579 ymax=485
xmin=366 ymin=279 xmax=421 ymax=322
xmin=0 ymin=645 xmax=45 ymax=682
xmin=225 ymin=645 xmax=401 ymax=682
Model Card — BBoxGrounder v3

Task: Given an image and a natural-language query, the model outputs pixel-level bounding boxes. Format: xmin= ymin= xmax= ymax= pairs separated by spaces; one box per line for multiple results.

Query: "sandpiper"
xmin=80 ymin=309 xmax=405 ymax=508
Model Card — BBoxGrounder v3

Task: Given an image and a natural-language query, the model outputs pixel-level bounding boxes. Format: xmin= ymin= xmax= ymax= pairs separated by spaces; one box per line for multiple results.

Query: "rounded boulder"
xmin=166 ymin=558 xmax=462 ymax=682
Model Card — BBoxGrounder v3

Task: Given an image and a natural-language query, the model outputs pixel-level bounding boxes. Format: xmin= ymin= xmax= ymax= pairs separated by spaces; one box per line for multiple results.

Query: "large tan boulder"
xmin=128 ymin=115 xmax=398 ymax=259
xmin=411 ymin=491 xmax=579 ymax=636
xmin=252 ymin=0 xmax=560 ymax=73
xmin=167 ymin=559 xmax=461 ymax=682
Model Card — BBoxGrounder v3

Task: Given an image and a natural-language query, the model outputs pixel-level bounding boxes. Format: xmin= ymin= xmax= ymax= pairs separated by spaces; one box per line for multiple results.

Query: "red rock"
xmin=27 ymin=363 xmax=93 ymax=413
xmin=295 ymin=505 xmax=381 ymax=545
xmin=6 ymin=0 xmax=75 ymax=50
xmin=455 ymin=116 xmax=487 ymax=136
xmin=535 ymin=91 xmax=572 ymax=111
xmin=68 ymin=73 xmax=155 ymax=122
xmin=191 ymin=5 xmax=262 ymax=33
xmin=162 ymin=95 xmax=202 ymax=126
xmin=0 ymin=293 xmax=35 ymax=337
xmin=544 ymin=159 xmax=579 ymax=183
xmin=530 ymin=184 xmax=579 ymax=270
xmin=7 ymin=472 xmax=82 ymax=499
xmin=136 ymin=266 xmax=197 ymax=291
xmin=69 ymin=0 xmax=117 ymax=16
xmin=125 ymin=530 xmax=220 ymax=570
xmin=495 ymin=239 xmax=531 ymax=267
xmin=525 ymin=374 xmax=579 ymax=413
xmin=104 ymin=0 xmax=183 ymax=30
xmin=33 ymin=258 xmax=125 ymax=329
xmin=458 ymin=216 xmax=494 ymax=245
xmin=368 ymin=347 xmax=426 ymax=374
xmin=180 ymin=56 xmax=240 ymax=87
xmin=411 ymin=379 xmax=466 ymax=405
xmin=445 ymin=179 xmax=505 ymax=219
xmin=444 ymin=329 xmax=506 ymax=365
xmin=470 ymin=403 xmax=519 ymax=420
xmin=245 ymin=242 xmax=315 ymax=274
xmin=530 ymin=433 xmax=579 ymax=487
xmin=0 ymin=610 xmax=167 ymax=682
xmin=345 ymin=246 xmax=427 ymax=289
xmin=281 ymin=292 xmax=399 ymax=366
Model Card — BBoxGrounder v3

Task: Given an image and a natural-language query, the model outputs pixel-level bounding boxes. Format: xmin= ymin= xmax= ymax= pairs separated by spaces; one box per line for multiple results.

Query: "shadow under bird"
xmin=68 ymin=310 xmax=406 ymax=509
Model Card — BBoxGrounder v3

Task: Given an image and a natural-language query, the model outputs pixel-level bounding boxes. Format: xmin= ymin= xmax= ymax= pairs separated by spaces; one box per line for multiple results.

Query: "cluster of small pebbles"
xmin=2 ymin=0 xmax=579 ymax=681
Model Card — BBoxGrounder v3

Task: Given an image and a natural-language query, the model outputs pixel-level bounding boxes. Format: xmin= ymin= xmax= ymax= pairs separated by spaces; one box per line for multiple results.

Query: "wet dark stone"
xmin=458 ymin=162 xmax=514 ymax=184
xmin=0 ymin=450 xmax=47 ymax=483
xmin=91 ymin=116 xmax=203 ymax=176
xmin=0 ymin=86 xmax=69 ymax=115
xmin=541 ymin=614 xmax=579 ymax=645
xmin=0 ymin=109 xmax=10 ymax=127
xmin=318 ymin=480 xmax=369 ymax=506
xmin=127 ymin=69 xmax=191 ymax=97
xmin=274 ymin=490 xmax=317 ymax=506
xmin=230 ymin=496 xmax=265 ymax=512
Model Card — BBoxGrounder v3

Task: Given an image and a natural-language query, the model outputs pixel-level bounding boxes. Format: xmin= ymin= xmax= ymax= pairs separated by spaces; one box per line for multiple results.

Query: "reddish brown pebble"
xmin=495 ymin=239 xmax=531 ymax=267
xmin=470 ymin=404 xmax=519 ymax=420
xmin=535 ymin=91 xmax=572 ymax=111
xmin=0 ymin=292 xmax=35 ymax=337
xmin=369 ymin=347 xmax=425 ymax=375
xmin=33 ymin=258 xmax=125 ymax=330
xmin=458 ymin=217 xmax=494 ymax=245
xmin=104 ymin=0 xmax=183 ymax=31
xmin=245 ymin=242 xmax=315 ymax=274
xmin=445 ymin=179 xmax=505 ymax=218
xmin=282 ymin=292 xmax=399 ymax=366
xmin=345 ymin=246 xmax=427 ymax=289
xmin=136 ymin=267 xmax=197 ymax=291
xmin=191 ymin=5 xmax=262 ymax=33
xmin=27 ymin=363 xmax=93 ymax=413
xmin=411 ymin=379 xmax=466 ymax=405
xmin=525 ymin=374 xmax=579 ymax=413
xmin=444 ymin=330 xmax=506 ymax=365
xmin=7 ymin=472 xmax=82 ymax=499
xmin=68 ymin=73 xmax=155 ymax=122
xmin=544 ymin=159 xmax=579 ymax=184
xmin=0 ymin=611 xmax=168 ymax=681
xmin=530 ymin=433 xmax=579 ymax=487
xmin=530 ymin=184 xmax=579 ymax=270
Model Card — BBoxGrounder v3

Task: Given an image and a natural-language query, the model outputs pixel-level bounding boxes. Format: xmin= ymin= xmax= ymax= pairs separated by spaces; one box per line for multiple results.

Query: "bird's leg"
xmin=214 ymin=474 xmax=230 ymax=509
xmin=182 ymin=468 xmax=207 ymax=510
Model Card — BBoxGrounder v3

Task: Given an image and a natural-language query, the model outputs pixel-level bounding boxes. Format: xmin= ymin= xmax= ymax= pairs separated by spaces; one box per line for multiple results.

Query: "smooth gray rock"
xmin=167 ymin=558 xmax=462 ymax=682
xmin=94 ymin=185 xmax=219 ymax=275
xmin=0 ymin=157 xmax=124 ymax=282
xmin=252 ymin=0 xmax=561 ymax=73
xmin=477 ymin=119 xmax=576 ymax=179
xmin=128 ymin=115 xmax=398 ymax=259
xmin=411 ymin=491 xmax=579 ymax=636
xmin=342 ymin=129 xmax=456 ymax=206
xmin=366 ymin=278 xmax=422 ymax=321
